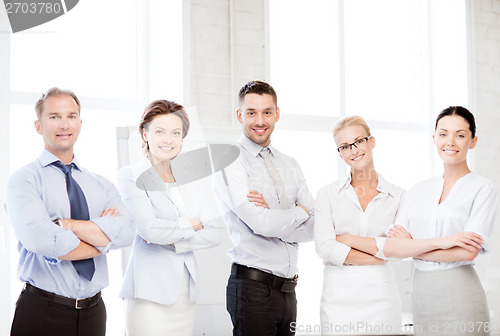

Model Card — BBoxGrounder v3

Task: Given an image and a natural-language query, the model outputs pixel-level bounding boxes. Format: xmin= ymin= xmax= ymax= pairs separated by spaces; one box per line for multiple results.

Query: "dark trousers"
xmin=226 ymin=274 xmax=297 ymax=336
xmin=11 ymin=287 xmax=106 ymax=336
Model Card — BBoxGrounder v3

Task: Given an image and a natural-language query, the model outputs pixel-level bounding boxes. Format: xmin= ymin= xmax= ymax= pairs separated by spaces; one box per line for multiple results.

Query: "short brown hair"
xmin=35 ymin=87 xmax=81 ymax=119
xmin=238 ymin=80 xmax=278 ymax=107
xmin=139 ymin=100 xmax=190 ymax=151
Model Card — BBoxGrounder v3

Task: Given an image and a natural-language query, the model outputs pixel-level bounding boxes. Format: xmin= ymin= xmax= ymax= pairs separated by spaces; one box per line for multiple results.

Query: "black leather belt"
xmin=24 ymin=283 xmax=101 ymax=309
xmin=231 ymin=263 xmax=298 ymax=293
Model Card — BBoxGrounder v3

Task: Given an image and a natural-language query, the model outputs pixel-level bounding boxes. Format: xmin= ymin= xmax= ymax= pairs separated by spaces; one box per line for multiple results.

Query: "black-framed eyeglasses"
xmin=337 ymin=136 xmax=372 ymax=153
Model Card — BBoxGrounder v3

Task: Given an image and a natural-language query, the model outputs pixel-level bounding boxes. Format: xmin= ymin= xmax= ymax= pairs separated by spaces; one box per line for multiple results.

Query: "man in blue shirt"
xmin=5 ymin=87 xmax=134 ymax=336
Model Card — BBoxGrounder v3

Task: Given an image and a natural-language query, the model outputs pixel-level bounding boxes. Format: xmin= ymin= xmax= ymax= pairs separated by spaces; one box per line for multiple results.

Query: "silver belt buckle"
xmin=75 ymin=298 xmax=83 ymax=309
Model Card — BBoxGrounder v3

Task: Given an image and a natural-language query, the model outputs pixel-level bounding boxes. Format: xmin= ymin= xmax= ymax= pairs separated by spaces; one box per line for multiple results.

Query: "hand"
xmin=439 ymin=232 xmax=483 ymax=252
xmin=189 ymin=218 xmax=204 ymax=231
xmin=387 ymin=225 xmax=412 ymax=239
xmin=59 ymin=218 xmax=82 ymax=232
xmin=101 ymin=207 xmax=119 ymax=217
xmin=59 ymin=218 xmax=73 ymax=230
xmin=296 ymin=204 xmax=309 ymax=215
xmin=247 ymin=190 xmax=269 ymax=209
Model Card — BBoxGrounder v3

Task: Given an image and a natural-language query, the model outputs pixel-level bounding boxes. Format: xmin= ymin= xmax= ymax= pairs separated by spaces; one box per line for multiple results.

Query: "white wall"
xmin=188 ymin=0 xmax=267 ymax=131
xmin=0 ymin=7 xmax=11 ymax=336
xmin=470 ymin=0 xmax=500 ymax=334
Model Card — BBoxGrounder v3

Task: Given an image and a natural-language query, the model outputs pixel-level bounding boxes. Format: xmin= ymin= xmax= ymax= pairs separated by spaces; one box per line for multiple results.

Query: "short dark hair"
xmin=435 ymin=106 xmax=476 ymax=138
xmin=238 ymin=80 xmax=278 ymax=107
xmin=35 ymin=87 xmax=81 ymax=119
xmin=139 ymin=100 xmax=190 ymax=151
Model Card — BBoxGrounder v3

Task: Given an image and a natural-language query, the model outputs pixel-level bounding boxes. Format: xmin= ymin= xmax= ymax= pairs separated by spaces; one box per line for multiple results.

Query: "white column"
xmin=469 ymin=0 xmax=500 ymax=333
xmin=0 ymin=8 xmax=12 ymax=335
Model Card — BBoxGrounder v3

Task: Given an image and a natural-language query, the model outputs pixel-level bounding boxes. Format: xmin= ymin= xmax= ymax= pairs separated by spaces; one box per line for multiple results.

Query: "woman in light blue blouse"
xmin=117 ymin=100 xmax=220 ymax=336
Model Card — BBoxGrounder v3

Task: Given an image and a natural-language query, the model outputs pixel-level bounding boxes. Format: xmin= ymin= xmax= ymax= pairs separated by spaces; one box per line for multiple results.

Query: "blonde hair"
xmin=333 ymin=115 xmax=371 ymax=137
xmin=35 ymin=87 xmax=81 ymax=120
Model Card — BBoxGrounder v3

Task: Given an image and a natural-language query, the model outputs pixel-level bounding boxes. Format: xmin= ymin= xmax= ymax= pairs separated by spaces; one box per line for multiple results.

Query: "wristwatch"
xmin=52 ymin=218 xmax=63 ymax=226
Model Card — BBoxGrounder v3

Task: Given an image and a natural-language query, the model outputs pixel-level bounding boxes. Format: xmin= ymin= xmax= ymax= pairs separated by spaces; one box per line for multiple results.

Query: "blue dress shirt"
xmin=4 ymin=149 xmax=134 ymax=299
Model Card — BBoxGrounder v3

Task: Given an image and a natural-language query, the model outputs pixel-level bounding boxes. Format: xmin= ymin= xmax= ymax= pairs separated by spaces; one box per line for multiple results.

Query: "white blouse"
xmin=396 ymin=172 xmax=498 ymax=271
xmin=314 ymin=173 xmax=405 ymax=266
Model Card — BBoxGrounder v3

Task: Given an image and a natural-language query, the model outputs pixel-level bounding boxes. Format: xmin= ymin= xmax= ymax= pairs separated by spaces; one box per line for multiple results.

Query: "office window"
xmin=269 ymin=0 xmax=341 ymax=118
xmin=343 ymin=0 xmax=428 ymax=123
xmin=10 ymin=0 xmax=139 ymax=100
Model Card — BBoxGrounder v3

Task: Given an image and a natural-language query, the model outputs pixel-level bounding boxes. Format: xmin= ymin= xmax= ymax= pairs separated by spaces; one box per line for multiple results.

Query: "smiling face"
xmin=433 ymin=115 xmax=477 ymax=166
xmin=35 ymin=95 xmax=82 ymax=163
xmin=237 ymin=93 xmax=280 ymax=147
xmin=142 ymin=113 xmax=184 ymax=164
xmin=334 ymin=124 xmax=375 ymax=170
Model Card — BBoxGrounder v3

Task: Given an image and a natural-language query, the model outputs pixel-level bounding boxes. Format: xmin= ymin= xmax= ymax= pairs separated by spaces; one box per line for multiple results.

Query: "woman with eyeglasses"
xmin=381 ymin=106 xmax=497 ymax=335
xmin=314 ymin=115 xmax=404 ymax=335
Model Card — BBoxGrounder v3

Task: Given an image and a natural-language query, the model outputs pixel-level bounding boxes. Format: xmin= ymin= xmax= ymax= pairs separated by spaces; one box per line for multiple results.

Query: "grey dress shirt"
xmin=214 ymin=135 xmax=314 ymax=278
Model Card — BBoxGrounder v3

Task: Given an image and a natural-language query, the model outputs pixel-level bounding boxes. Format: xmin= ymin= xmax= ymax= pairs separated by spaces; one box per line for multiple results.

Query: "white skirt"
xmin=320 ymin=263 xmax=402 ymax=335
xmin=125 ymin=266 xmax=195 ymax=336
xmin=412 ymin=265 xmax=490 ymax=336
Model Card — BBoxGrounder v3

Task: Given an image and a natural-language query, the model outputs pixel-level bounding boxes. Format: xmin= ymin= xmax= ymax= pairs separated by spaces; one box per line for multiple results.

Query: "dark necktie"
xmin=53 ymin=161 xmax=95 ymax=281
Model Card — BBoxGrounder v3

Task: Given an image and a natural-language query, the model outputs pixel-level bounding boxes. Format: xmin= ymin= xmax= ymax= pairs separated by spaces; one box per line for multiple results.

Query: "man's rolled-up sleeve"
xmin=92 ymin=178 xmax=135 ymax=251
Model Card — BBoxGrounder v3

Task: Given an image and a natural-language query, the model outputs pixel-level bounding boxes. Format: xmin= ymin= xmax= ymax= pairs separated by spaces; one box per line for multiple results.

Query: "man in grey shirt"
xmin=214 ymin=80 xmax=314 ymax=336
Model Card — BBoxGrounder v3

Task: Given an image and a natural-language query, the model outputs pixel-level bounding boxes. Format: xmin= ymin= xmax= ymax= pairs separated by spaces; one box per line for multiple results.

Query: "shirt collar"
xmin=238 ymin=134 xmax=275 ymax=158
xmin=376 ymin=174 xmax=398 ymax=196
xmin=38 ymin=149 xmax=81 ymax=171
xmin=337 ymin=170 xmax=397 ymax=197
xmin=338 ymin=172 xmax=353 ymax=191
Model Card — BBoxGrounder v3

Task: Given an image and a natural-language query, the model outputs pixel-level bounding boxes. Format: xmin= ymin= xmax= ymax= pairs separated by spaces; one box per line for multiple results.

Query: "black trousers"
xmin=226 ymin=274 xmax=297 ymax=336
xmin=11 ymin=287 xmax=106 ymax=336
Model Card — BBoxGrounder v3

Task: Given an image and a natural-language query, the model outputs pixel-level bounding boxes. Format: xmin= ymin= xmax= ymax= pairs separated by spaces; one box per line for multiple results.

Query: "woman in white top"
xmin=314 ymin=116 xmax=404 ymax=335
xmin=382 ymin=106 xmax=497 ymax=335
xmin=117 ymin=100 xmax=220 ymax=336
